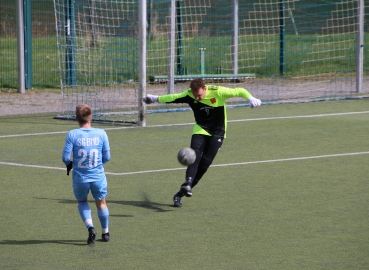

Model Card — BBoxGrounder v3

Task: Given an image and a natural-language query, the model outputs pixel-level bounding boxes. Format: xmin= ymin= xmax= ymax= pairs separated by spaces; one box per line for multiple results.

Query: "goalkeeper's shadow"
xmin=110 ymin=199 xmax=173 ymax=213
xmin=34 ymin=197 xmax=174 ymax=212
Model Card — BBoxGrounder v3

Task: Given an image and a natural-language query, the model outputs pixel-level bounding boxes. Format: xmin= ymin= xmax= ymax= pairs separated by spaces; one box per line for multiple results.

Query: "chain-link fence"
xmin=0 ymin=0 xmax=59 ymax=90
xmin=1 ymin=0 xmax=368 ymax=93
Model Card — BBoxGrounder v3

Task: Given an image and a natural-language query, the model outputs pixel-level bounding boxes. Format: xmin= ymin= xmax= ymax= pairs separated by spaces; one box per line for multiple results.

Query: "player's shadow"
xmin=110 ymin=199 xmax=173 ymax=212
xmin=0 ymin=239 xmax=86 ymax=246
xmin=35 ymin=197 xmax=76 ymax=204
xmin=35 ymin=196 xmax=173 ymax=213
xmin=111 ymin=191 xmax=174 ymax=212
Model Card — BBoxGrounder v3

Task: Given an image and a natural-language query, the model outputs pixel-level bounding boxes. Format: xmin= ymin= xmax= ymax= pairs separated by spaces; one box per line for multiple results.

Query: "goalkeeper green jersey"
xmin=158 ymin=85 xmax=252 ymax=138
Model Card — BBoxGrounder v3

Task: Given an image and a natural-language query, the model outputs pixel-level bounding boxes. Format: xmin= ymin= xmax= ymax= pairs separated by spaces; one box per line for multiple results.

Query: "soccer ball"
xmin=177 ymin=147 xmax=196 ymax=166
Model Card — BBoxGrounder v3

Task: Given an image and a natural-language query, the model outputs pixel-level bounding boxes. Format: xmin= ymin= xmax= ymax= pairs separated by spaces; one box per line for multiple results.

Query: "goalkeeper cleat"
xmin=173 ymin=193 xmax=183 ymax=207
xmin=180 ymin=184 xmax=192 ymax=197
xmin=87 ymin=227 xmax=96 ymax=245
xmin=102 ymin=232 xmax=110 ymax=242
xmin=180 ymin=177 xmax=193 ymax=197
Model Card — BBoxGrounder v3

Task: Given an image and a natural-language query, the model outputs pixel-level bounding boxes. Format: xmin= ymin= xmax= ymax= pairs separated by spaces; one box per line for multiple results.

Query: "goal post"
xmin=138 ymin=0 xmax=147 ymax=127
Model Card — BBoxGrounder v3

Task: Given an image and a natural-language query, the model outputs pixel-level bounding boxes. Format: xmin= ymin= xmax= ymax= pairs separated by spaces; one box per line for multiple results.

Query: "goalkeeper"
xmin=143 ymin=78 xmax=261 ymax=207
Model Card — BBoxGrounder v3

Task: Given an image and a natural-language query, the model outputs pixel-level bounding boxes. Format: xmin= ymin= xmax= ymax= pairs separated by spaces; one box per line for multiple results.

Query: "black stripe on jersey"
xmin=167 ymin=95 xmax=225 ymax=137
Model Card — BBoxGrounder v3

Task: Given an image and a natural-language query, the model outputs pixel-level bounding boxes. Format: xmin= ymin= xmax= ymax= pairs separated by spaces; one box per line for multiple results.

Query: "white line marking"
xmin=0 ymin=162 xmax=65 ymax=171
xmin=228 ymin=111 xmax=369 ymax=122
xmin=0 ymin=111 xmax=368 ymax=139
xmin=0 ymin=131 xmax=69 ymax=138
xmin=1 ymin=151 xmax=368 ymax=176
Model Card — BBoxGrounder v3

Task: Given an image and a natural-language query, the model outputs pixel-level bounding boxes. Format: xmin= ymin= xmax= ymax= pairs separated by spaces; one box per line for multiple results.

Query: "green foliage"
xmin=0 ymin=99 xmax=369 ymax=269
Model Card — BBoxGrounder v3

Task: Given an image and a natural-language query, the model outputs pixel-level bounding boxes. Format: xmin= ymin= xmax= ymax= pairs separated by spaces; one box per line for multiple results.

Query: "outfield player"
xmin=62 ymin=104 xmax=111 ymax=244
xmin=143 ymin=78 xmax=261 ymax=207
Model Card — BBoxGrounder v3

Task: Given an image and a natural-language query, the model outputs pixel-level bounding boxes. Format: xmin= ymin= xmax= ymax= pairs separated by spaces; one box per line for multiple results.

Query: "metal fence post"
xmin=24 ymin=0 xmax=32 ymax=89
xmin=16 ymin=0 xmax=25 ymax=93
xmin=65 ymin=0 xmax=77 ymax=87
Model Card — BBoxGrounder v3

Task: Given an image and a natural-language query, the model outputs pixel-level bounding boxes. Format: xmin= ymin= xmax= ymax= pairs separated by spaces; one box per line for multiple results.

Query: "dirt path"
xmin=0 ymin=90 xmax=62 ymax=116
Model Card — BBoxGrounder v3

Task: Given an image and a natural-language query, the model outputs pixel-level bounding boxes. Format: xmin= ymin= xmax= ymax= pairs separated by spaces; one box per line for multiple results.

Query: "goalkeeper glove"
xmin=66 ymin=161 xmax=73 ymax=175
xmin=248 ymin=96 xmax=261 ymax=108
xmin=143 ymin=94 xmax=158 ymax=104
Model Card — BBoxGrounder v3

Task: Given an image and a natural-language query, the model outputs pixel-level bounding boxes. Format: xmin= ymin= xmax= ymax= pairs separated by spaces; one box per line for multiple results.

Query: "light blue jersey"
xmin=62 ymin=128 xmax=110 ymax=183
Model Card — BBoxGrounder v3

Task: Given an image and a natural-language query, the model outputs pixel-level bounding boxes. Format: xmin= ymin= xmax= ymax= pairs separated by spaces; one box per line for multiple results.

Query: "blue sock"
xmin=78 ymin=202 xmax=93 ymax=228
xmin=98 ymin=207 xmax=109 ymax=233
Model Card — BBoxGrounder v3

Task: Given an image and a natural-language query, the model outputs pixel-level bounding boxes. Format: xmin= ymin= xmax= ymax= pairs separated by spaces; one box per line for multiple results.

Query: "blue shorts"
xmin=73 ymin=177 xmax=108 ymax=201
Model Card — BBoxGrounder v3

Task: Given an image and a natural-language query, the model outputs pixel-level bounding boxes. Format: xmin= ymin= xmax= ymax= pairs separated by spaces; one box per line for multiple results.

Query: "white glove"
xmin=248 ymin=96 xmax=261 ymax=108
xmin=143 ymin=94 xmax=158 ymax=104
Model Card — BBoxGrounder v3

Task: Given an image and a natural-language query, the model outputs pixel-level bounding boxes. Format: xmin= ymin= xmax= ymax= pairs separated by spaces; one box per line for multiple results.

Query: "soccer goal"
xmin=53 ymin=0 xmax=368 ymax=125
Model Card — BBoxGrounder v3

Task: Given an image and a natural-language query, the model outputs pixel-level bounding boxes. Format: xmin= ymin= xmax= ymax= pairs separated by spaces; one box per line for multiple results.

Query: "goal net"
xmin=53 ymin=0 xmax=139 ymax=124
xmin=53 ymin=0 xmax=368 ymax=122
xmin=145 ymin=0 xmax=368 ymax=114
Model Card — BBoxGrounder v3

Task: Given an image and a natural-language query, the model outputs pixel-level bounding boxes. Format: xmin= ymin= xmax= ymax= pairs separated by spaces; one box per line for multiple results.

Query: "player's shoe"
xmin=180 ymin=177 xmax=193 ymax=197
xmin=102 ymin=232 xmax=110 ymax=242
xmin=87 ymin=227 xmax=96 ymax=245
xmin=180 ymin=184 xmax=192 ymax=197
xmin=173 ymin=193 xmax=182 ymax=207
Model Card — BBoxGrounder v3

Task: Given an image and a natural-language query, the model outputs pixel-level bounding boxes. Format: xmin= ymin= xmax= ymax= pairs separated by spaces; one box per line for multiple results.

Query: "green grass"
xmin=0 ymin=99 xmax=369 ymax=269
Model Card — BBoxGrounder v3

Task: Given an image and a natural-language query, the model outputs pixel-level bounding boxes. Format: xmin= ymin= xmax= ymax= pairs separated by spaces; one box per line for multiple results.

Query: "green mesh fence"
xmin=0 ymin=0 xmax=59 ymax=90
xmin=0 ymin=1 xmax=18 ymax=89
xmin=31 ymin=0 xmax=59 ymax=88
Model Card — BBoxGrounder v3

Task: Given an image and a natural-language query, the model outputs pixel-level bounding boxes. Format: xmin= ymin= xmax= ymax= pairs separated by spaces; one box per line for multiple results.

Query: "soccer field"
xmin=0 ymin=99 xmax=368 ymax=269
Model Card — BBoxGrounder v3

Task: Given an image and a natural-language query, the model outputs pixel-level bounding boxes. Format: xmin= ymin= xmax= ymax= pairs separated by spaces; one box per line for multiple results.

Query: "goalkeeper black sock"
xmin=181 ymin=177 xmax=193 ymax=187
